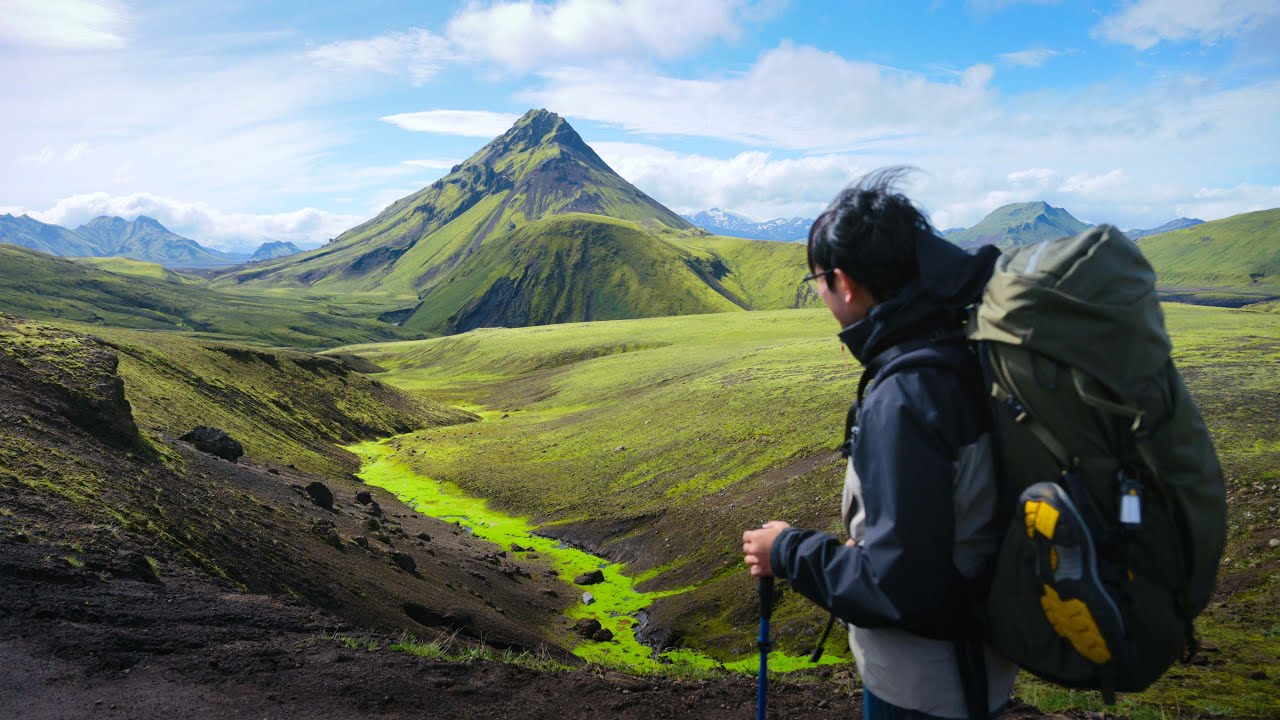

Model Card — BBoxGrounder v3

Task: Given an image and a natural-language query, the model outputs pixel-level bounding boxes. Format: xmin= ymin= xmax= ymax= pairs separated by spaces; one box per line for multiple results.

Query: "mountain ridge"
xmin=946 ymin=200 xmax=1091 ymax=247
xmin=0 ymin=213 xmax=244 ymax=267
xmin=682 ymin=208 xmax=812 ymax=241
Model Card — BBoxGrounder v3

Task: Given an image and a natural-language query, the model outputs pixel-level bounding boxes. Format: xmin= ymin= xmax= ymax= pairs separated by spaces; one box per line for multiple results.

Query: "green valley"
xmin=331 ymin=303 xmax=1280 ymax=717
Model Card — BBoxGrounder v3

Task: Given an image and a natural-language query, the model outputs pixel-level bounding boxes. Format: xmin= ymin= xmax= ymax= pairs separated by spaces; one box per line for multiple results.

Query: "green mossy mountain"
xmin=946 ymin=201 xmax=1091 ymax=247
xmin=215 ymin=109 xmax=813 ymax=332
xmin=1138 ymin=208 xmax=1280 ymax=291
xmin=0 ymin=213 xmax=241 ymax=267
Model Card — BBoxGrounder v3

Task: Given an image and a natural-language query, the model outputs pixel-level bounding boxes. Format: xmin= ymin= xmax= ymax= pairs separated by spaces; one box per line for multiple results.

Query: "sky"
xmin=1 ymin=0 xmax=1278 ymax=251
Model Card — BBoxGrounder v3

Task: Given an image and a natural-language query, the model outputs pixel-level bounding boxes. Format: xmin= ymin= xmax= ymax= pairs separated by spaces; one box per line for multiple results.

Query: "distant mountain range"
xmin=0 ymin=214 xmax=250 ymax=268
xmin=681 ymin=209 xmax=812 ymax=241
xmin=217 ymin=109 xmax=814 ymax=334
xmin=1125 ymin=217 xmax=1204 ymax=240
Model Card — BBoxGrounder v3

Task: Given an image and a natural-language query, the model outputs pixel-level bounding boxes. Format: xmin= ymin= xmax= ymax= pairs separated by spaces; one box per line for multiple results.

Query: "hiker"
xmin=742 ymin=168 xmax=1014 ymax=719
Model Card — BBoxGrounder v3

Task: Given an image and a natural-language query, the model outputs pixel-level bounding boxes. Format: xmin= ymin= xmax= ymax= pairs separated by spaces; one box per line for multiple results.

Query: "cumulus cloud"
xmin=307 ymin=28 xmax=454 ymax=85
xmin=446 ymin=0 xmax=761 ymax=71
xmin=593 ymin=141 xmax=864 ymax=217
xmin=524 ymin=45 xmax=998 ymax=150
xmin=380 ymin=110 xmax=521 ymax=136
xmin=0 ymin=0 xmax=127 ymax=50
xmin=1093 ymin=0 xmax=1280 ymax=50
xmin=22 ymin=192 xmax=365 ymax=251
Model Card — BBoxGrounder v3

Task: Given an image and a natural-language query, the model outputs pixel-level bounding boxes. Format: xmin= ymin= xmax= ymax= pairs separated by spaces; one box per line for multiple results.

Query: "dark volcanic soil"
xmin=0 ymin=549 xmax=868 ymax=720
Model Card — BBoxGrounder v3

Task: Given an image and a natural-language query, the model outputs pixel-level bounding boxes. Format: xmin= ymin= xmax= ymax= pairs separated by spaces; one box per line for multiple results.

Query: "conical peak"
xmin=483 ymin=108 xmax=595 ymax=162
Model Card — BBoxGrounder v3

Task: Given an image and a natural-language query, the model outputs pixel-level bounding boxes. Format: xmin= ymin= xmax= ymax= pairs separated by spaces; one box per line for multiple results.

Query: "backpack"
xmin=965 ymin=224 xmax=1227 ymax=701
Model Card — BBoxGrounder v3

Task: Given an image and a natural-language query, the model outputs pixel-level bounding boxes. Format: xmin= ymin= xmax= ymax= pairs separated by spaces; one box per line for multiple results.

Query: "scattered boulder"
xmin=364 ymin=518 xmax=381 ymax=532
xmin=417 ymin=532 xmax=432 ymax=542
xmin=390 ymin=552 xmax=417 ymax=573
xmin=592 ymin=628 xmax=614 ymax=642
xmin=510 ymin=543 xmax=528 ymax=553
xmin=1247 ymin=670 xmax=1269 ymax=681
xmin=373 ymin=532 xmax=392 ymax=545
xmin=574 ymin=569 xmax=605 ymax=585
xmin=351 ymin=536 xmax=369 ymax=548
xmin=120 ymin=551 xmax=159 ymax=584
xmin=1269 ymin=538 xmax=1279 ymax=548
xmin=268 ymin=468 xmax=281 ymax=475
xmin=366 ymin=501 xmax=383 ymax=517
xmin=304 ymin=482 xmax=334 ymax=510
xmin=356 ymin=490 xmax=373 ymax=505
xmin=178 ymin=426 xmax=243 ymax=463
xmin=581 ymin=592 xmax=595 ymax=606
xmin=309 ymin=520 xmax=344 ymax=550
xmin=614 ymin=445 xmax=626 ymax=452
xmin=574 ymin=618 xmax=602 ymax=639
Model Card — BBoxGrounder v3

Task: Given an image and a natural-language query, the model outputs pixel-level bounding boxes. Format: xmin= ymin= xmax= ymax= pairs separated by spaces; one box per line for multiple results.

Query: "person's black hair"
xmin=806 ymin=166 xmax=933 ymax=302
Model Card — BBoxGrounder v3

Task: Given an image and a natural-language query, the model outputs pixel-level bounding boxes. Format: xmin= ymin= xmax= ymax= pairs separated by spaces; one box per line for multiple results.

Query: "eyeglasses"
xmin=801 ymin=269 xmax=833 ymax=295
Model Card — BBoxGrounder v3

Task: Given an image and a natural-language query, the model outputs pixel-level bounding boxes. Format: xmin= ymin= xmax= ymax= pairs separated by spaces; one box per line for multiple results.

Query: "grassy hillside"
xmin=66 ymin=323 xmax=474 ymax=476
xmin=402 ymin=214 xmax=812 ymax=333
xmin=77 ymin=256 xmax=201 ymax=283
xmin=335 ymin=304 xmax=1279 ymax=717
xmin=0 ymin=244 xmax=419 ymax=348
xmin=1140 ymin=208 xmax=1280 ymax=292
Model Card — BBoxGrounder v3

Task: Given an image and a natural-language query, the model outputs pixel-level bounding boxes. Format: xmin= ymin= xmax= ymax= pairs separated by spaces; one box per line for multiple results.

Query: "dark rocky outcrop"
xmin=573 ymin=618 xmax=601 ymax=639
xmin=390 ymin=552 xmax=416 ymax=574
xmin=178 ymin=426 xmax=243 ymax=463
xmin=304 ymin=482 xmax=334 ymax=510
xmin=573 ymin=569 xmax=604 ymax=585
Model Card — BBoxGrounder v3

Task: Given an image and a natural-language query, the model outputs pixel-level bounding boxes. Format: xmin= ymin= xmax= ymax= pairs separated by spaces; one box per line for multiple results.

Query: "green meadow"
xmin=336 ymin=303 xmax=1280 ymax=717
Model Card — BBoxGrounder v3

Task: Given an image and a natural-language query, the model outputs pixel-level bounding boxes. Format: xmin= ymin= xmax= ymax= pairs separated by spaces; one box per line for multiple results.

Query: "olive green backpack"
xmin=966 ymin=224 xmax=1227 ymax=700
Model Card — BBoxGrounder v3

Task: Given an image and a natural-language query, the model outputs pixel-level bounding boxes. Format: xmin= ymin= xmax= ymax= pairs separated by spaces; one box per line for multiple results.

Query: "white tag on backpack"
xmin=1120 ymin=492 xmax=1142 ymax=525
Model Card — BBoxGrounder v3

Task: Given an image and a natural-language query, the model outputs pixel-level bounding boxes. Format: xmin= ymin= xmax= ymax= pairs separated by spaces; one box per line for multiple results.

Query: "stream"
xmin=351 ymin=437 xmax=843 ymax=675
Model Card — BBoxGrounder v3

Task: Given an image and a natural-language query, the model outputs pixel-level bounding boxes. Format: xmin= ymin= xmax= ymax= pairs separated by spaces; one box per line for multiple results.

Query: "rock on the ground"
xmin=309 ymin=520 xmax=344 ymax=550
xmin=574 ymin=569 xmax=604 ymax=585
xmin=356 ymin=490 xmax=373 ymax=505
xmin=390 ymin=552 xmax=416 ymax=573
xmin=305 ymin=482 xmax=334 ymax=510
xmin=1269 ymin=538 xmax=1279 ymax=548
xmin=1247 ymin=670 xmax=1269 ymax=680
xmin=574 ymin=618 xmax=601 ymax=639
xmin=510 ymin=543 xmax=528 ymax=552
xmin=581 ymin=592 xmax=594 ymax=606
xmin=417 ymin=532 xmax=431 ymax=542
xmin=119 ymin=551 xmax=160 ymax=584
xmin=178 ymin=426 xmax=244 ymax=463
xmin=592 ymin=628 xmax=614 ymax=642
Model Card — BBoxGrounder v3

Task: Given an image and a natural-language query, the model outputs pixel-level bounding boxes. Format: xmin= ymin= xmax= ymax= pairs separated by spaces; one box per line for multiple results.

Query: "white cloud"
xmin=307 ymin=28 xmax=454 ymax=85
xmin=1093 ymin=0 xmax=1280 ymax=50
xmin=998 ymin=48 xmax=1071 ymax=67
xmin=593 ymin=141 xmax=864 ymax=217
xmin=1181 ymin=183 xmax=1280 ymax=220
xmin=380 ymin=110 xmax=521 ymax=137
xmin=445 ymin=0 xmax=761 ymax=71
xmin=403 ymin=158 xmax=462 ymax=170
xmin=1007 ymin=167 xmax=1057 ymax=186
xmin=524 ymin=45 xmax=998 ymax=150
xmin=22 ymin=192 xmax=365 ymax=251
xmin=0 ymin=0 xmax=126 ymax=50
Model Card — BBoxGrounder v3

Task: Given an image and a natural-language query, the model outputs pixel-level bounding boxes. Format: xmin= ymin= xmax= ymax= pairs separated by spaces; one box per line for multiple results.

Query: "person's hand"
xmin=742 ymin=521 xmax=791 ymax=577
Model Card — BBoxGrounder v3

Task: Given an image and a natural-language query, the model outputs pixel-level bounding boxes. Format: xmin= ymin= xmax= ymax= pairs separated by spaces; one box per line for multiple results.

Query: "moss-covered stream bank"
xmin=352 ymin=437 xmax=841 ymax=675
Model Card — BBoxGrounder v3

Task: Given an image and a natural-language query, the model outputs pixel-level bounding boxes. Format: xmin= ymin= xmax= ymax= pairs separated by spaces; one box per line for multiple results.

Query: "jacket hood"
xmin=838 ymin=232 xmax=1000 ymax=366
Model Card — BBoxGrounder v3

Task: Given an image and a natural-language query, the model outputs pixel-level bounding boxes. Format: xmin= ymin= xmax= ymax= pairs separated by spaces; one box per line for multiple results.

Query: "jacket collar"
xmin=836 ymin=232 xmax=1000 ymax=367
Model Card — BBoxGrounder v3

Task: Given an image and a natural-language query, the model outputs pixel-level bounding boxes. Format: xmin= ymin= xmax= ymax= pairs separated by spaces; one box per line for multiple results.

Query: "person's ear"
xmin=830 ymin=268 xmax=857 ymax=304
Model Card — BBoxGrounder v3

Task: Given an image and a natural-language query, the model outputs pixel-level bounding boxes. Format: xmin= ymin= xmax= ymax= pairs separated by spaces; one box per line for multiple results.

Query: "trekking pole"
xmin=757 ymin=576 xmax=775 ymax=720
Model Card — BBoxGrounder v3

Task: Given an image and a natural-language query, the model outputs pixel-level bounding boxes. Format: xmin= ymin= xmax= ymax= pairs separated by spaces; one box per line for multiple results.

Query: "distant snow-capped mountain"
xmin=682 ymin=208 xmax=812 ymax=241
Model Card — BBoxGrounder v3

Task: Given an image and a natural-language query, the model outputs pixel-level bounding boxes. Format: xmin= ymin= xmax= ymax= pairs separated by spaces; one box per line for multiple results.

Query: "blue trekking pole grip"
xmin=757 ymin=575 xmax=775 ymax=720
